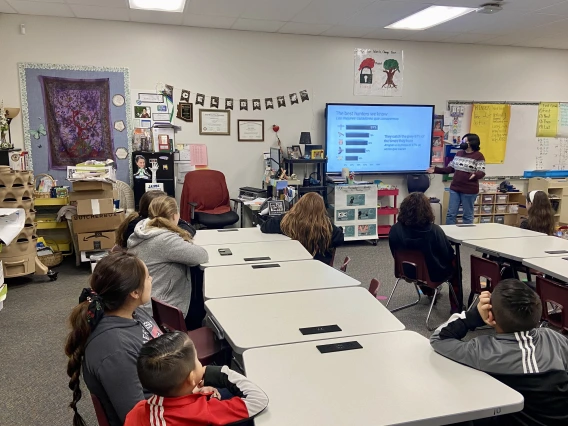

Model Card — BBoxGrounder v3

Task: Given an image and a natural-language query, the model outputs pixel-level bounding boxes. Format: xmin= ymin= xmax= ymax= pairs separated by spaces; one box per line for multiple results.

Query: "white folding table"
xmin=204 ymin=260 xmax=361 ymax=300
xmin=463 ymin=236 xmax=568 ymax=262
xmin=205 ymin=287 xmax=404 ymax=354
xmin=193 ymin=227 xmax=290 ymax=246
xmin=199 ymin=240 xmax=312 ymax=269
xmin=522 ymin=256 xmax=568 ymax=283
xmin=244 ymin=331 xmax=524 ymax=426
xmin=440 ymin=223 xmax=544 ymax=243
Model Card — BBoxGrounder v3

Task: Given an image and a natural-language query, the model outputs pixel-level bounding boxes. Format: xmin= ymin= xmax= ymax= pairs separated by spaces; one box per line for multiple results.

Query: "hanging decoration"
xmin=225 ymin=98 xmax=234 ymax=110
xmin=265 ymin=98 xmax=274 ymax=110
xmin=277 ymin=96 xmax=286 ymax=108
xmin=210 ymin=96 xmax=219 ymax=108
xmin=196 ymin=93 xmax=205 ymax=106
xmin=240 ymin=99 xmax=248 ymax=111
xmin=353 ymin=48 xmax=404 ymax=97
xmin=252 ymin=99 xmax=261 ymax=111
xmin=289 ymin=93 xmax=299 ymax=105
xmin=180 ymin=89 xmax=190 ymax=103
xmin=300 ymin=90 xmax=310 ymax=102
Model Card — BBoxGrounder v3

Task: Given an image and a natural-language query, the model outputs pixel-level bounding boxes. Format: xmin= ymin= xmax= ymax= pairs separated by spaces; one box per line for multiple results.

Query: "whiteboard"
xmin=449 ymin=103 xmax=567 ymax=177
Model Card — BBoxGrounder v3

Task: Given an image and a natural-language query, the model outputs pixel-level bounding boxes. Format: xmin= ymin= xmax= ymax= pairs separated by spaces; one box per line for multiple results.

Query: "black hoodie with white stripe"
xmin=430 ymin=309 xmax=568 ymax=425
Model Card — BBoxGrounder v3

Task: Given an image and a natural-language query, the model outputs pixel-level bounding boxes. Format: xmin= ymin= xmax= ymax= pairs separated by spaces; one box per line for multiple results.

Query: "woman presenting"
xmin=428 ymin=133 xmax=485 ymax=224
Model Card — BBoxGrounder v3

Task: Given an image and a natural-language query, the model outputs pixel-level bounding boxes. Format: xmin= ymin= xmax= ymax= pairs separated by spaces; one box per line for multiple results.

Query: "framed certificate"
xmin=199 ymin=109 xmax=231 ymax=135
xmin=138 ymin=93 xmax=164 ymax=103
xmin=238 ymin=120 xmax=264 ymax=142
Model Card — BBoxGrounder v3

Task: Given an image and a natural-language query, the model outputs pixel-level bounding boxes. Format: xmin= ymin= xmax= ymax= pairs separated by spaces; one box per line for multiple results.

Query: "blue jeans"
xmin=446 ymin=189 xmax=477 ymax=225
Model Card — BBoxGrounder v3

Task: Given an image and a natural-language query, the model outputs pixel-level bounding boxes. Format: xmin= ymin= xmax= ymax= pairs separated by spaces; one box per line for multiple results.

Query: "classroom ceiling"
xmin=3 ymin=0 xmax=568 ymax=49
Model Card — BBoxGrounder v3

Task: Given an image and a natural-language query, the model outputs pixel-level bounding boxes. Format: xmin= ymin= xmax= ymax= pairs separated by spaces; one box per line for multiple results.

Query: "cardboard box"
xmin=76 ymin=198 xmax=114 ymax=216
xmin=69 ymin=189 xmax=116 ymax=201
xmin=77 ymin=231 xmax=115 ymax=251
xmin=72 ymin=181 xmax=113 ymax=192
xmin=72 ymin=211 xmax=125 ymax=234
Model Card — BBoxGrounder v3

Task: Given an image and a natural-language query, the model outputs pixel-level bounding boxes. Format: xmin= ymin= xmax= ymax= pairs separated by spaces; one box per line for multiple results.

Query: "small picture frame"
xmin=158 ymin=134 xmax=171 ymax=152
xmin=238 ymin=119 xmax=264 ymax=142
xmin=291 ymin=145 xmax=302 ymax=159
xmin=310 ymin=149 xmax=324 ymax=159
xmin=287 ymin=147 xmax=294 ymax=159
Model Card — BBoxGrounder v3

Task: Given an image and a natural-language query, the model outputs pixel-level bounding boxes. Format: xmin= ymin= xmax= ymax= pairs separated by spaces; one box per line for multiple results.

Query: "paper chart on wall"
xmin=535 ymin=137 xmax=568 ymax=170
xmin=558 ymin=103 xmax=568 ymax=138
xmin=189 ymin=144 xmax=208 ymax=167
xmin=469 ymin=104 xmax=510 ymax=164
xmin=334 ymin=185 xmax=378 ymax=241
xmin=536 ymin=102 xmax=559 ymax=138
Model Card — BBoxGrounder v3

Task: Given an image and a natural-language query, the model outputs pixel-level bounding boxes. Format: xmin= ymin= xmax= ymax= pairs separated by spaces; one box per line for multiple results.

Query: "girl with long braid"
xmin=64 ymin=252 xmax=162 ymax=426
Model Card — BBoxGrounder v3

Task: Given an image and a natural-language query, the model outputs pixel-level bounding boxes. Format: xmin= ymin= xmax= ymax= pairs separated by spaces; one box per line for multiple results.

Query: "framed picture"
xmin=158 ymin=134 xmax=171 ymax=153
xmin=287 ymin=147 xmax=294 ymax=159
xmin=199 ymin=109 xmax=230 ymax=135
xmin=291 ymin=145 xmax=302 ymax=159
xmin=311 ymin=149 xmax=324 ymax=159
xmin=138 ymin=93 xmax=164 ymax=103
xmin=238 ymin=120 xmax=264 ymax=142
xmin=152 ymin=113 xmax=170 ymax=122
xmin=177 ymin=103 xmax=193 ymax=122
xmin=134 ymin=106 xmax=151 ymax=118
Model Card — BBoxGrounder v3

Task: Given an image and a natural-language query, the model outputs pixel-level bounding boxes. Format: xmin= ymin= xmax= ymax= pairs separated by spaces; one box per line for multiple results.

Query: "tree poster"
xmin=353 ymin=48 xmax=403 ymax=97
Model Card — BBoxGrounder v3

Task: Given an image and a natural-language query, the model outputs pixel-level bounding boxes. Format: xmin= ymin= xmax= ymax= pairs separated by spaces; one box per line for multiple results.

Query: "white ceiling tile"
xmin=185 ymin=0 xmax=250 ymax=18
xmin=7 ymin=0 xmax=74 ymax=16
xmin=481 ymin=33 xmax=532 ymax=46
xmin=362 ymin=28 xmax=411 ymax=40
xmin=129 ymin=9 xmax=183 ymax=25
xmin=278 ymin=21 xmax=332 ymax=36
xmin=0 ymin=0 xmax=16 ymax=13
xmin=291 ymin=0 xmax=374 ymax=25
xmin=70 ymin=4 xmax=129 ymax=20
xmin=182 ymin=13 xmax=236 ymax=29
xmin=504 ymin=0 xmax=566 ymax=12
xmin=232 ymin=18 xmax=284 ymax=32
xmin=321 ymin=25 xmax=375 ymax=38
xmin=443 ymin=32 xmax=497 ymax=43
xmin=241 ymin=0 xmax=312 ymax=21
xmin=66 ymin=0 xmax=127 ymax=7
xmin=403 ymin=31 xmax=459 ymax=42
xmin=342 ymin=1 xmax=429 ymax=28
xmin=537 ymin=1 xmax=568 ymax=15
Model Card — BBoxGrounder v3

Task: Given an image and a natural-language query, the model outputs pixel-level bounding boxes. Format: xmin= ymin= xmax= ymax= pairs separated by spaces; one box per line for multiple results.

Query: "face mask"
xmin=459 ymin=141 xmax=468 ymax=150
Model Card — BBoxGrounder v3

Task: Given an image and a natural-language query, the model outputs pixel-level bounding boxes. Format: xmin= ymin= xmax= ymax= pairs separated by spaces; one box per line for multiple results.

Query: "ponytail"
xmin=64 ymin=302 xmax=90 ymax=426
xmin=147 ymin=216 xmax=192 ymax=242
xmin=64 ymin=253 xmax=147 ymax=424
xmin=115 ymin=212 xmax=140 ymax=247
xmin=148 ymin=196 xmax=192 ymax=242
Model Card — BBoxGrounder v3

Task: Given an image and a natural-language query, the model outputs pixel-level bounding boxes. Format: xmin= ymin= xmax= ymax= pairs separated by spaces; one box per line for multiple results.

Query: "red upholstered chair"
xmin=91 ymin=394 xmax=111 ymax=426
xmin=180 ymin=170 xmax=239 ymax=229
xmin=151 ymin=298 xmax=230 ymax=365
xmin=468 ymin=255 xmax=502 ymax=308
xmin=387 ymin=250 xmax=459 ymax=330
xmin=536 ymin=276 xmax=568 ymax=333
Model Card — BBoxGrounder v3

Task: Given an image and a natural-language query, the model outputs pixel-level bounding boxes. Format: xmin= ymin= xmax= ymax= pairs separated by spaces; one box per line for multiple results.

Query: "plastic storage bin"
xmin=496 ymin=194 xmax=508 ymax=204
xmin=495 ymin=205 xmax=508 ymax=213
xmin=481 ymin=204 xmax=494 ymax=214
xmin=474 ymin=217 xmax=480 ymax=224
xmin=480 ymin=216 xmax=492 ymax=223
xmin=482 ymin=194 xmax=495 ymax=204
xmin=494 ymin=215 xmax=505 ymax=224
xmin=508 ymin=204 xmax=519 ymax=213
xmin=473 ymin=205 xmax=481 ymax=214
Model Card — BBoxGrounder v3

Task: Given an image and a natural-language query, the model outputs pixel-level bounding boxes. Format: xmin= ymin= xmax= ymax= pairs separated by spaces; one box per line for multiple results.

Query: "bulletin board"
xmin=18 ymin=63 xmax=132 ymax=185
xmin=448 ymin=100 xmax=568 ymax=177
xmin=334 ymin=184 xmax=378 ymax=242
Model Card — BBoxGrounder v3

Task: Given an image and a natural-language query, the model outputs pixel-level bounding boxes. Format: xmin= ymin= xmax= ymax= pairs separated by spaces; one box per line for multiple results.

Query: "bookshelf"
xmin=442 ymin=191 xmax=525 ymax=226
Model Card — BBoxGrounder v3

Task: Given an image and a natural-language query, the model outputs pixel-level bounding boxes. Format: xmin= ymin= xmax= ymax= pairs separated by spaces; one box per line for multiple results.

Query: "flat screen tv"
xmin=325 ymin=103 xmax=434 ymax=174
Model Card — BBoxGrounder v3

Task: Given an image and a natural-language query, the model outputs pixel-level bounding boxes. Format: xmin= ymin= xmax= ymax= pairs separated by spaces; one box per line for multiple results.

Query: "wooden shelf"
xmin=34 ymin=197 xmax=69 ymax=206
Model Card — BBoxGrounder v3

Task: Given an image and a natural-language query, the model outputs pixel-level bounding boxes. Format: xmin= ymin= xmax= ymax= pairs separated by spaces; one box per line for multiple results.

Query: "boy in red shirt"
xmin=125 ymin=332 xmax=268 ymax=426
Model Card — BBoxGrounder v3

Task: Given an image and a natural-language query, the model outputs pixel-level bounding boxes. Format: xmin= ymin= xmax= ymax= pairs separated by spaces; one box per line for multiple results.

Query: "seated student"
xmin=127 ymin=196 xmax=208 ymax=317
xmin=260 ymin=192 xmax=343 ymax=265
xmin=431 ymin=280 xmax=568 ymax=425
xmin=64 ymin=252 xmax=163 ymax=426
xmin=125 ymin=331 xmax=268 ymax=426
xmin=389 ymin=192 xmax=461 ymax=312
xmin=520 ymin=190 xmax=555 ymax=235
xmin=116 ymin=190 xmax=196 ymax=249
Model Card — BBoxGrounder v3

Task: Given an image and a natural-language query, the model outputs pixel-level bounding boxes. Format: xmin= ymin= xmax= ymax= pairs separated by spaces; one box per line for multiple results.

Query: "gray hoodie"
xmin=82 ymin=309 xmax=163 ymax=426
xmin=127 ymin=218 xmax=209 ymax=317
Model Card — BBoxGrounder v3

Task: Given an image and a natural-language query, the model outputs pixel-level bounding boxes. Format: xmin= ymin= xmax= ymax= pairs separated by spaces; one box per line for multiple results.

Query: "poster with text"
xmin=334 ymin=184 xmax=378 ymax=241
xmin=354 ymin=48 xmax=403 ymax=97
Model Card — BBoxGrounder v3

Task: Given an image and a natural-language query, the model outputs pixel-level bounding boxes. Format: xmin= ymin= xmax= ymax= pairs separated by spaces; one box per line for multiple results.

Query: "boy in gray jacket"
xmin=431 ymin=279 xmax=568 ymax=425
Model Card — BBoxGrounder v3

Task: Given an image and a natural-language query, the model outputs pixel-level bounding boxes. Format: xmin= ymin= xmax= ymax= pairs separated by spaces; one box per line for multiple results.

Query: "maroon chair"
xmin=536 ymin=276 xmax=568 ymax=333
xmin=151 ymin=298 xmax=229 ymax=365
xmin=91 ymin=394 xmax=111 ymax=426
xmin=340 ymin=256 xmax=351 ymax=273
xmin=468 ymin=255 xmax=502 ymax=309
xmin=180 ymin=170 xmax=239 ymax=229
xmin=387 ymin=250 xmax=459 ymax=330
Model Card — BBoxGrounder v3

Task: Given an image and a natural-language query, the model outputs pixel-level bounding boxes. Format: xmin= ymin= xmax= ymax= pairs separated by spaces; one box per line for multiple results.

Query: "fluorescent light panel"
xmin=129 ymin=0 xmax=187 ymax=13
xmin=385 ymin=6 xmax=476 ymax=30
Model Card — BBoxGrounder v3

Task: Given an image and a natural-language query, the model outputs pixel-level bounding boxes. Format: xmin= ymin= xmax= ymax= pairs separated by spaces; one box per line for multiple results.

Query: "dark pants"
xmin=185 ymin=266 xmax=206 ymax=331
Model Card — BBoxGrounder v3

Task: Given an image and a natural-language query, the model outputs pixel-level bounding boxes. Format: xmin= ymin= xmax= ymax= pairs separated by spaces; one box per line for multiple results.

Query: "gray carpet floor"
xmin=0 ymin=240 xmax=483 ymax=426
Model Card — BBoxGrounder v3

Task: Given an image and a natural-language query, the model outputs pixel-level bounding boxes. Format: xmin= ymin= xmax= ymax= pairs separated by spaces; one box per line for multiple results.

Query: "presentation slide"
xmin=326 ymin=104 xmax=434 ymax=173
